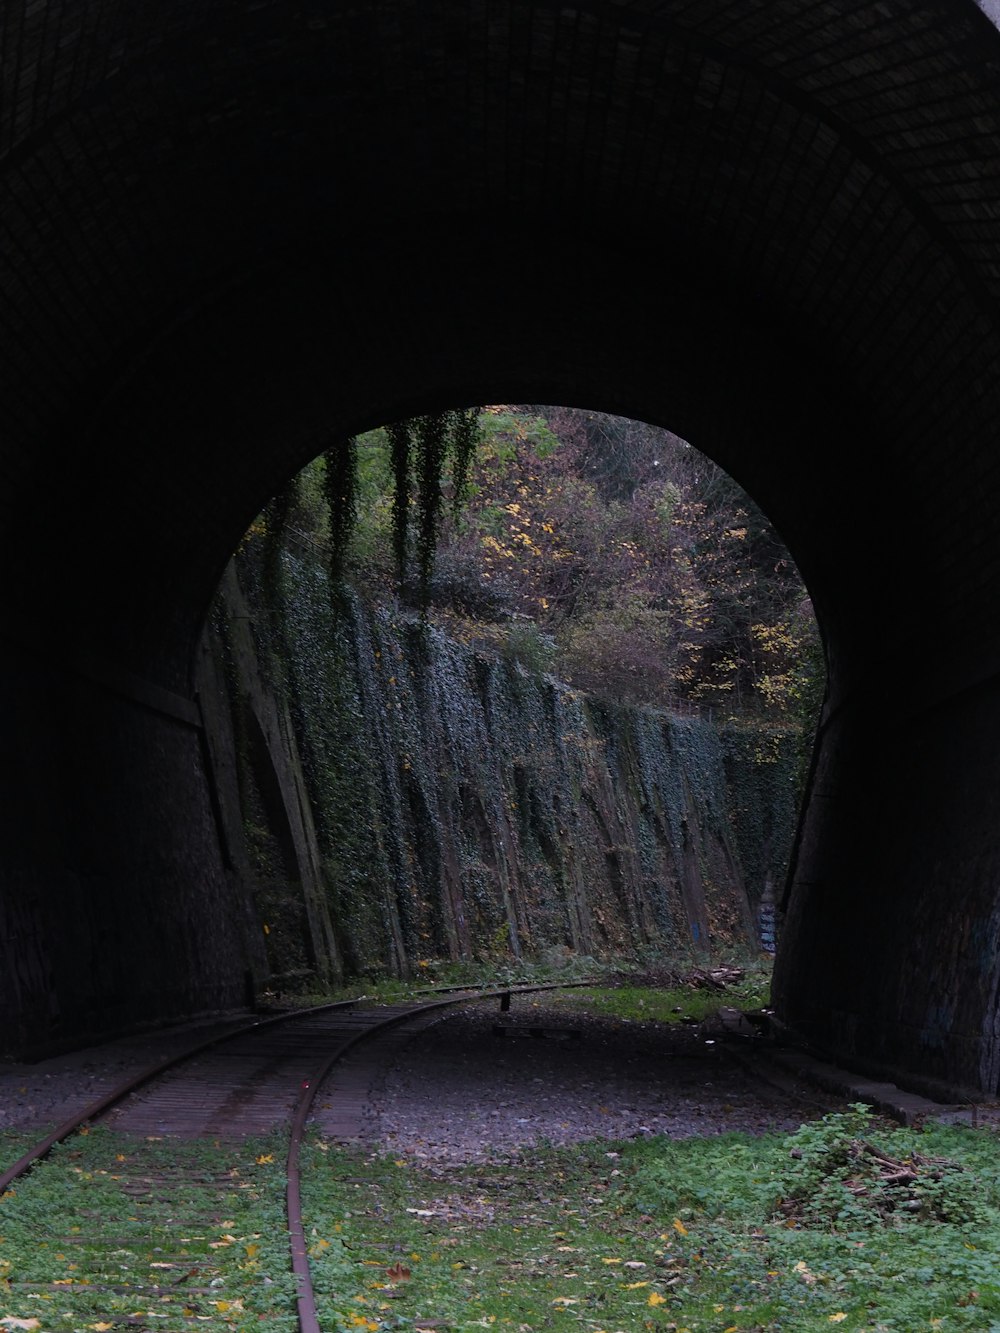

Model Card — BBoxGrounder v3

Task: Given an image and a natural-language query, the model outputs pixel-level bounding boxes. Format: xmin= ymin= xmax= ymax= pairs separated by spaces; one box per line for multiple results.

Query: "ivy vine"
xmin=261 ymin=475 xmax=298 ymax=605
xmin=322 ymin=435 xmax=357 ymax=595
xmin=323 ymin=409 xmax=481 ymax=610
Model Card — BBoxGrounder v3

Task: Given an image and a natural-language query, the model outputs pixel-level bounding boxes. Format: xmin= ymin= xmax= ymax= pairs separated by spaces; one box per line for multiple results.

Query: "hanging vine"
xmin=447 ymin=406 xmax=480 ymax=516
xmin=322 ymin=436 xmax=358 ymax=594
xmin=319 ymin=408 xmax=482 ymax=610
xmin=414 ymin=413 xmax=448 ymax=609
xmin=388 ymin=419 xmax=411 ymax=587
xmin=261 ymin=476 xmax=298 ymax=606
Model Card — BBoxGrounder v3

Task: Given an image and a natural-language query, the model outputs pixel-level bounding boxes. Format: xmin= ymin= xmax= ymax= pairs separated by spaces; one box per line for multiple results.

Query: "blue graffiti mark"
xmin=921 ymin=1000 xmax=955 ymax=1051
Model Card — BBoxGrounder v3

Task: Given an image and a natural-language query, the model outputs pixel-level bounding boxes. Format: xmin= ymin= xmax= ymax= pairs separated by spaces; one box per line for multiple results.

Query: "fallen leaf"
xmin=386 ymin=1263 xmax=411 ymax=1281
xmin=672 ymin=1219 xmax=688 ymax=1236
xmin=828 ymin=1317 xmax=848 ymax=1325
xmin=648 ymin=1292 xmax=667 ymax=1307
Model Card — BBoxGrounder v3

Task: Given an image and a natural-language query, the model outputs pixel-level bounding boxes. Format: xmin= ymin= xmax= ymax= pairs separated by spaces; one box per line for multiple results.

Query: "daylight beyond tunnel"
xmin=3 ymin=0 xmax=1000 ymax=1093
xmin=203 ymin=407 xmax=816 ymax=988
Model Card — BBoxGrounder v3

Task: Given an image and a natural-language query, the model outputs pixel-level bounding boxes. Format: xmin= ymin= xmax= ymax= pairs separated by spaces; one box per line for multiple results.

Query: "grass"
xmin=543 ymin=975 xmax=771 ymax=1027
xmin=0 ymin=1127 xmax=298 ymax=1330
xmin=300 ymin=1109 xmax=1000 ymax=1333
xmin=276 ymin=955 xmax=618 ymax=1010
xmin=5 ymin=1114 xmax=999 ymax=1332
xmin=275 ymin=952 xmax=770 ymax=1015
xmin=5 ymin=981 xmax=997 ymax=1332
xmin=0 ymin=1134 xmax=43 ymax=1177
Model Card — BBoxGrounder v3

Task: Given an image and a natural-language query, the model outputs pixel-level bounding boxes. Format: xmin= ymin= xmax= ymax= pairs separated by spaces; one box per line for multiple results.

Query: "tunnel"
xmin=3 ymin=0 xmax=1000 ymax=1093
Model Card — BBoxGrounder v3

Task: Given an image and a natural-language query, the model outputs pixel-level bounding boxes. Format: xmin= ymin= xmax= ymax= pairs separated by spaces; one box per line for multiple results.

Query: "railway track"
xmin=0 ymin=984 xmax=583 ymax=1333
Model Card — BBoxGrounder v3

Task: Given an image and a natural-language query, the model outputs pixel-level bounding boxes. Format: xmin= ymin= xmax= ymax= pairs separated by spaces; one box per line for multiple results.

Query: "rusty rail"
xmin=1 ymin=978 xmax=600 ymax=1331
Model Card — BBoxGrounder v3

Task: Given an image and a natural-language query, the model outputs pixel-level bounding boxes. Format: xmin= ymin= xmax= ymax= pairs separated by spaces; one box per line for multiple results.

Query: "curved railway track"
xmin=0 ymin=984 xmax=589 ymax=1332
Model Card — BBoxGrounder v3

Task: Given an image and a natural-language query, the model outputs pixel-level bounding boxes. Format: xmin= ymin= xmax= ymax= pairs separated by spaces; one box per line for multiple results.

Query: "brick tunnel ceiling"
xmin=4 ymin=0 xmax=1000 ymax=702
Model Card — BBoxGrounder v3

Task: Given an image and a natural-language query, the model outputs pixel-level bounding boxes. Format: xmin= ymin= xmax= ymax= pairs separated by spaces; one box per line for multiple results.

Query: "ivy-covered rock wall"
xmin=200 ymin=549 xmax=800 ymax=987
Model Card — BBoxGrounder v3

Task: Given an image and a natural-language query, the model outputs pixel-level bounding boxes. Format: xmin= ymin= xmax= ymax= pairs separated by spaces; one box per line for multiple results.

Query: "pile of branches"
xmin=611 ymin=964 xmax=745 ymax=991
xmin=778 ymin=1137 xmax=970 ymax=1224
xmin=689 ymin=965 xmax=745 ymax=990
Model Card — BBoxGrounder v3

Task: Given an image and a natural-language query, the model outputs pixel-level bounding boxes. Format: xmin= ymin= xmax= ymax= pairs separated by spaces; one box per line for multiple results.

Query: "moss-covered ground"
xmin=3 ymin=983 xmax=998 ymax=1333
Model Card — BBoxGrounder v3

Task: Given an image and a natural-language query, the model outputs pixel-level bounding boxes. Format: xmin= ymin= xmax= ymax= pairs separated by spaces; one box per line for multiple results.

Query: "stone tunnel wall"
xmin=0 ymin=643 xmax=258 ymax=1059
xmin=198 ymin=549 xmax=801 ymax=990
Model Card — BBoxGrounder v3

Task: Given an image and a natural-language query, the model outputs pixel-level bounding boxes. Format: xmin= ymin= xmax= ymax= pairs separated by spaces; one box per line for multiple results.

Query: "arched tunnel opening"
xmin=206 ymin=405 xmax=822 ymax=1002
xmin=3 ymin=0 xmax=1000 ymax=1102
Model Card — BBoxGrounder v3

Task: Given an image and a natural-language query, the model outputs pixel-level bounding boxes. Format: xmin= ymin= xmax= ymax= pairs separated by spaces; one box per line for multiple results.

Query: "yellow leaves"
xmin=88 ymin=1324 xmax=115 ymax=1332
xmin=255 ymin=1154 xmax=274 ymax=1164
xmin=309 ymin=1238 xmax=331 ymax=1256
xmin=0 ymin=1321 xmax=41 ymax=1331
xmin=672 ymin=1218 xmax=689 ymax=1236
xmin=244 ymin=1242 xmax=260 ymax=1260
xmin=214 ymin=1299 xmax=244 ymax=1316
xmin=828 ymin=1316 xmax=848 ymax=1324
xmin=347 ymin=1316 xmax=378 ymax=1331
xmin=647 ymin=1291 xmax=667 ymax=1306
xmin=208 ymin=1233 xmax=238 ymax=1249
xmin=552 ymin=1296 xmax=580 ymax=1305
xmin=623 ymin=1280 xmax=649 ymax=1290
xmin=601 ymin=1256 xmax=623 ymax=1265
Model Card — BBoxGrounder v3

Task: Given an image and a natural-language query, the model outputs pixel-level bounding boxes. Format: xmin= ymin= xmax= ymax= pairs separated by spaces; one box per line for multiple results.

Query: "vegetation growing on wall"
xmin=271 ymin=406 xmax=822 ymax=723
xmin=216 ymin=407 xmax=819 ymax=986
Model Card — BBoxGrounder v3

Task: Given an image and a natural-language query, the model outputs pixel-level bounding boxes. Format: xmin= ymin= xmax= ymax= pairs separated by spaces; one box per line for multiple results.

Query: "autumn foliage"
xmin=280 ymin=406 xmax=821 ymax=722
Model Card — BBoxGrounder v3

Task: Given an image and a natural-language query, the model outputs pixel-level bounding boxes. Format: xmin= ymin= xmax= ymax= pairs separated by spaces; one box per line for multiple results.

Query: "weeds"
xmin=298 ymin=1107 xmax=1000 ymax=1332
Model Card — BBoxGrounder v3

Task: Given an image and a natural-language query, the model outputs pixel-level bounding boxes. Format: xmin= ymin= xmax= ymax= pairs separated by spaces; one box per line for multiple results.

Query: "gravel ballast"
xmin=366 ymin=1002 xmax=824 ymax=1164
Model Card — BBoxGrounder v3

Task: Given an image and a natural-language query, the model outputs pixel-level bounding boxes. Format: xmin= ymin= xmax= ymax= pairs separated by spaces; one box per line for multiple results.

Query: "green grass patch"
xmin=279 ymin=955 xmax=769 ymax=1016
xmin=300 ymin=1106 xmax=1000 ymax=1332
xmin=280 ymin=955 xmax=617 ymax=1009
xmin=544 ymin=975 xmax=770 ymax=1027
xmin=0 ymin=1126 xmax=298 ymax=1330
xmin=0 ymin=1133 xmax=45 ymax=1177
xmin=3 ymin=1108 xmax=999 ymax=1331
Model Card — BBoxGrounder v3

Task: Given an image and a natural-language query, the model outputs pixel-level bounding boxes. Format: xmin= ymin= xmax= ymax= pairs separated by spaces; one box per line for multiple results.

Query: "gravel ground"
xmin=0 ymin=1016 xmax=249 ymax=1134
xmin=366 ymin=1001 xmax=827 ymax=1165
xmin=1 ymin=1000 xmax=828 ymax=1157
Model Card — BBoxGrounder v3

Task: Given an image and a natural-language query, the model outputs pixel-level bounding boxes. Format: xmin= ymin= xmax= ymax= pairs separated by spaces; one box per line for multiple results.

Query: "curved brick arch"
xmin=4 ymin=0 xmax=1000 ymax=1087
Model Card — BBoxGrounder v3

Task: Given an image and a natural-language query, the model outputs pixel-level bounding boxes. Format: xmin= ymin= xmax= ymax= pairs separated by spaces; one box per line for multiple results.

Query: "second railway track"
xmin=0 ymin=983 xmax=835 ymax=1332
xmin=0 ymin=986 xmax=582 ymax=1332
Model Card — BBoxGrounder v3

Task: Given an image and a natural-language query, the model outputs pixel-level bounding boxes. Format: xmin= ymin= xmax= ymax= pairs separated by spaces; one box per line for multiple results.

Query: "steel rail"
xmin=0 ymin=997 xmax=368 ymax=1193
xmin=0 ymin=979 xmax=594 ymax=1193
xmin=1 ymin=977 xmax=602 ymax=1332
xmin=284 ymin=980 xmax=601 ymax=1333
